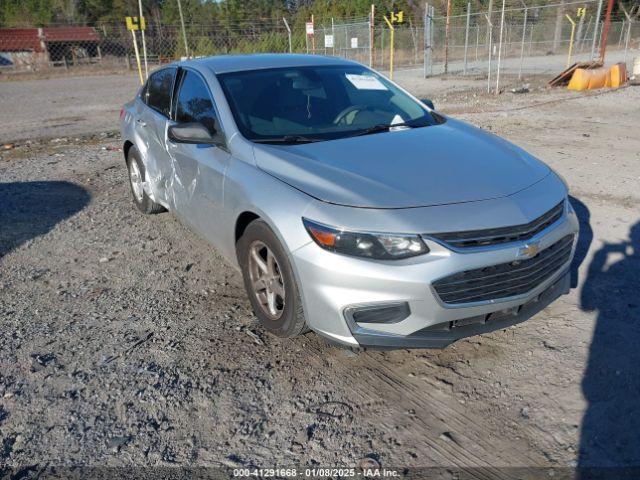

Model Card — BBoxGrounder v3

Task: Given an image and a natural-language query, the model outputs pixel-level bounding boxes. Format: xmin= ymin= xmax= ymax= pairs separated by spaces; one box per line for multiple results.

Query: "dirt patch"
xmin=0 ymin=73 xmax=139 ymax=143
xmin=1 ymin=76 xmax=639 ymax=469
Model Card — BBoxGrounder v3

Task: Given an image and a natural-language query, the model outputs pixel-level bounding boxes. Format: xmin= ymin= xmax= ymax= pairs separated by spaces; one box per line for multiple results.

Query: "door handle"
xmin=136 ymin=118 xmax=147 ymax=127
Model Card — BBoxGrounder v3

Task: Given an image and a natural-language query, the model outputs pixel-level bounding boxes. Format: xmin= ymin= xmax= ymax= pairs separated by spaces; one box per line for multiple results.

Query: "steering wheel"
xmin=333 ymin=105 xmax=369 ymax=125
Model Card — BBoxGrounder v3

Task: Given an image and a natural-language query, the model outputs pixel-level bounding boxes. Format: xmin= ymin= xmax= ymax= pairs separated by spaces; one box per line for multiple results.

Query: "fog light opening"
xmin=348 ymin=302 xmax=411 ymax=325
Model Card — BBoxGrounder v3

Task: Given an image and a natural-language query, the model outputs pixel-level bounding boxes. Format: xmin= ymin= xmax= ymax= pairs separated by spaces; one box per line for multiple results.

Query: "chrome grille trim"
xmin=432 ymin=234 xmax=574 ymax=305
xmin=428 ymin=201 xmax=565 ymax=249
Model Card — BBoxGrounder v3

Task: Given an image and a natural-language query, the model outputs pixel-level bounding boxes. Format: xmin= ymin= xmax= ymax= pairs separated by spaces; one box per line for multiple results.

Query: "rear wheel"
xmin=238 ymin=219 xmax=307 ymax=338
xmin=126 ymin=146 xmax=165 ymax=214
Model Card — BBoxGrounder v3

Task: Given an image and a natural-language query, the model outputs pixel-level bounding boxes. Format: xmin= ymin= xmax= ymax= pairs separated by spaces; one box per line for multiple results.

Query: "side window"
xmin=175 ymin=70 xmax=218 ymax=134
xmin=146 ymin=68 xmax=175 ymax=117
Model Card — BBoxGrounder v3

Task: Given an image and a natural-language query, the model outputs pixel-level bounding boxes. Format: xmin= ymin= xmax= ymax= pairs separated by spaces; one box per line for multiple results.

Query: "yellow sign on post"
xmin=382 ymin=11 xmax=404 ymax=80
xmin=126 ymin=16 xmax=146 ymax=31
xmin=565 ymin=14 xmax=577 ymax=68
xmin=126 ymin=17 xmax=145 ymax=85
xmin=389 ymin=11 xmax=404 ymax=24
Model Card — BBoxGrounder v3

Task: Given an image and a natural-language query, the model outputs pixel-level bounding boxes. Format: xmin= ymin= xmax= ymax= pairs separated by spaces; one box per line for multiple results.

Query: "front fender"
xmin=220 ymin=156 xmax=315 ymax=269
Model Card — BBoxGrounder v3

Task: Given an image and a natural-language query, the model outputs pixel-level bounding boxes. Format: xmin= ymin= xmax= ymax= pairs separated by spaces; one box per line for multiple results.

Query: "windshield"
xmin=217 ymin=65 xmax=438 ymax=143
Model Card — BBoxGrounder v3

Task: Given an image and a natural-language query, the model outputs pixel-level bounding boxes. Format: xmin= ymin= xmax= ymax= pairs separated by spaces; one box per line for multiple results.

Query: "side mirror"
xmin=168 ymin=122 xmax=223 ymax=145
xmin=420 ymin=98 xmax=435 ymax=110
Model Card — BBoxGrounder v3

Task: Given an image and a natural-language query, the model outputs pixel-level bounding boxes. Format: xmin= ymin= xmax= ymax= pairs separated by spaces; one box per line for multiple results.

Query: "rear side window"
xmin=146 ymin=68 xmax=175 ymax=117
xmin=175 ymin=70 xmax=218 ymax=133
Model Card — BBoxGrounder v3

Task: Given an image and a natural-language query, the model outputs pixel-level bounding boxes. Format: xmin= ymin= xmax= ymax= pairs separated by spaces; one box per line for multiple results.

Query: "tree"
xmin=552 ymin=0 xmax=566 ymax=52
xmin=0 ymin=0 xmax=55 ymax=26
xmin=3 ymin=0 xmax=542 ymax=29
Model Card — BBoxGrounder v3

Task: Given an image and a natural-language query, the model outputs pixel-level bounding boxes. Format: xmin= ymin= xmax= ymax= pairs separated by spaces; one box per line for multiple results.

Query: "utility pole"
xmin=598 ymin=0 xmax=615 ymax=62
xmin=495 ymin=0 xmax=506 ymax=94
xmin=138 ymin=0 xmax=148 ymax=77
xmin=424 ymin=2 xmax=434 ymax=77
xmin=485 ymin=14 xmax=493 ymax=93
xmin=370 ymin=4 xmax=375 ymax=68
xmin=176 ymin=0 xmax=189 ymax=58
xmin=487 ymin=0 xmax=494 ymax=52
xmin=444 ymin=0 xmax=452 ymax=73
xmin=553 ymin=0 xmax=567 ymax=52
xmin=519 ymin=0 xmax=528 ymax=80
xmin=463 ymin=3 xmax=471 ymax=75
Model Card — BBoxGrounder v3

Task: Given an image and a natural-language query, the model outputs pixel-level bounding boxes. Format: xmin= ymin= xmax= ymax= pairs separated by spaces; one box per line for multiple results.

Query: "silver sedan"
xmin=120 ymin=54 xmax=579 ymax=349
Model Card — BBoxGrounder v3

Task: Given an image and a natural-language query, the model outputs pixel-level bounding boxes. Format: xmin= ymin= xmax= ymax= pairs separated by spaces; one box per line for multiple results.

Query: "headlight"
xmin=303 ymin=218 xmax=429 ymax=260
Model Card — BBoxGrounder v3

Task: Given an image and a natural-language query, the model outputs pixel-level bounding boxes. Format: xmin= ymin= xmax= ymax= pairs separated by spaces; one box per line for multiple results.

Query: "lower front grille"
xmin=432 ymin=234 xmax=574 ymax=305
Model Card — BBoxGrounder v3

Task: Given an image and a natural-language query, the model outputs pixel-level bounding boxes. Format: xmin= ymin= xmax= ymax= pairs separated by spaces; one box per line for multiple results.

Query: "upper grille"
xmin=428 ymin=201 xmax=565 ymax=249
xmin=432 ymin=234 xmax=574 ymax=305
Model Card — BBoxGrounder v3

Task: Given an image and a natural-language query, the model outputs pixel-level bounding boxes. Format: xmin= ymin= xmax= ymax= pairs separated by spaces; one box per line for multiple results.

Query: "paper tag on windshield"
xmin=345 ymin=74 xmax=387 ymax=90
xmin=389 ymin=114 xmax=408 ymax=131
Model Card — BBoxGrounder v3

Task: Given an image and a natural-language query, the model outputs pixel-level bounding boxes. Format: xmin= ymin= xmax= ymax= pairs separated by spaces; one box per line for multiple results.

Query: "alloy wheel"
xmin=128 ymin=159 xmax=144 ymax=202
xmin=248 ymin=240 xmax=286 ymax=320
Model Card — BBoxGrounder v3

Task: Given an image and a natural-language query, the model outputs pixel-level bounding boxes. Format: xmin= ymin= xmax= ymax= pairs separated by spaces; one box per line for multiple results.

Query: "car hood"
xmin=253 ymin=118 xmax=550 ymax=209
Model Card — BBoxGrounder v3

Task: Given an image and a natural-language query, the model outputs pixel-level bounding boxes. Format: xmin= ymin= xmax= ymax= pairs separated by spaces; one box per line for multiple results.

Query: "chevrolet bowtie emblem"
xmin=517 ymin=242 xmax=541 ymax=260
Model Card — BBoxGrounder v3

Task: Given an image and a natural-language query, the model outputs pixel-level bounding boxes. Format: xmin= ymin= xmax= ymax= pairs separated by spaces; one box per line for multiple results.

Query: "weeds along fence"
xmin=0 ymin=20 xmax=372 ymax=73
xmin=0 ymin=3 xmax=638 ymax=82
xmin=0 ymin=22 xmax=297 ymax=71
xmin=0 ymin=17 xmax=425 ymax=74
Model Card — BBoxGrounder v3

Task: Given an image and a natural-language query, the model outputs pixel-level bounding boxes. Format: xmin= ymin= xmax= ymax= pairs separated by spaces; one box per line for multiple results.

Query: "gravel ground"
xmin=0 ymin=72 xmax=639 ymax=474
xmin=0 ymin=74 xmax=139 ymax=143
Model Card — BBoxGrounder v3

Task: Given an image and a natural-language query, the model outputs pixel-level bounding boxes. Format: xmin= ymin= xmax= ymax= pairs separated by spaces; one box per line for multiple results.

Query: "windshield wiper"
xmin=347 ymin=119 xmax=431 ymax=138
xmin=253 ymin=135 xmax=323 ymax=144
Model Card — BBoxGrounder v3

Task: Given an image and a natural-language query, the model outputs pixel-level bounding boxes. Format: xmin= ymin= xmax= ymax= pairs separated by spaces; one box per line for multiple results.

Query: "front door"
xmin=167 ymin=69 xmax=232 ymax=247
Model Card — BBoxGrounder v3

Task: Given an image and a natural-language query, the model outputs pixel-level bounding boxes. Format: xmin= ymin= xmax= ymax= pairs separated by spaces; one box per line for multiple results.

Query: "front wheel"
xmin=237 ymin=220 xmax=307 ymax=338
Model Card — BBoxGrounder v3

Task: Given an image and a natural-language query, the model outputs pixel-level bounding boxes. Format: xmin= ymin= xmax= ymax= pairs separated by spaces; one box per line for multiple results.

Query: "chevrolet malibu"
xmin=120 ymin=54 xmax=578 ymax=349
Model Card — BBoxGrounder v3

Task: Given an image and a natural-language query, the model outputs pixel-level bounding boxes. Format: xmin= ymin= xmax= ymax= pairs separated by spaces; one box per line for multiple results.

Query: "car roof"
xmin=181 ymin=53 xmax=359 ymax=74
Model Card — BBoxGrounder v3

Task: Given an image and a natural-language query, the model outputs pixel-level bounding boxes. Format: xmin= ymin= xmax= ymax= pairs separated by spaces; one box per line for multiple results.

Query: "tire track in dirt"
xmin=290 ymin=335 xmax=543 ymax=473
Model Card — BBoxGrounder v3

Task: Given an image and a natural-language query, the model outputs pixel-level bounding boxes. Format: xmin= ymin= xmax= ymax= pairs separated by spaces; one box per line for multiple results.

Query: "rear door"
xmin=137 ymin=67 xmax=177 ymax=206
xmin=167 ymin=68 xmax=232 ymax=246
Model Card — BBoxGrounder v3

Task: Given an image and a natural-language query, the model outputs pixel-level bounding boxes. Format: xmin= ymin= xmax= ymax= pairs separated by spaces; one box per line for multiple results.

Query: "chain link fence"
xmin=0 ymin=18 xmax=378 ymax=73
xmin=306 ymin=18 xmax=372 ymax=66
xmin=1 ymin=3 xmax=638 ymax=82
xmin=0 ymin=22 xmax=296 ymax=72
xmin=424 ymin=0 xmax=640 ymax=86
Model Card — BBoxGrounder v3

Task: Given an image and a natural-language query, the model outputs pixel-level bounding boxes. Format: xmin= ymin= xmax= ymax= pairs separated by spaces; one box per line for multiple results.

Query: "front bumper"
xmin=291 ymin=206 xmax=579 ymax=349
xmin=349 ymin=269 xmax=569 ymax=348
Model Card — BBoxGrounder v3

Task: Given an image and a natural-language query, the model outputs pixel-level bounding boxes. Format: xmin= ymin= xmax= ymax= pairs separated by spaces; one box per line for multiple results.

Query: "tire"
xmin=237 ymin=219 xmax=307 ymax=338
xmin=126 ymin=146 xmax=166 ymax=215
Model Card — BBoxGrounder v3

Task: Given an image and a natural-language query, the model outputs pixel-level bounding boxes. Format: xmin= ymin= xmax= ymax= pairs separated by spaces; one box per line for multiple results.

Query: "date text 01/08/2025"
xmin=232 ymin=467 xmax=400 ymax=477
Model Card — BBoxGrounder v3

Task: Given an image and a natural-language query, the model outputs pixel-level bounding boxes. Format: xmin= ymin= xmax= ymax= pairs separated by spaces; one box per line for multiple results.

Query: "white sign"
xmin=345 ymin=73 xmax=387 ymax=90
xmin=306 ymin=22 xmax=314 ymax=35
xmin=324 ymin=34 xmax=334 ymax=48
xmin=350 ymin=37 xmax=358 ymax=48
